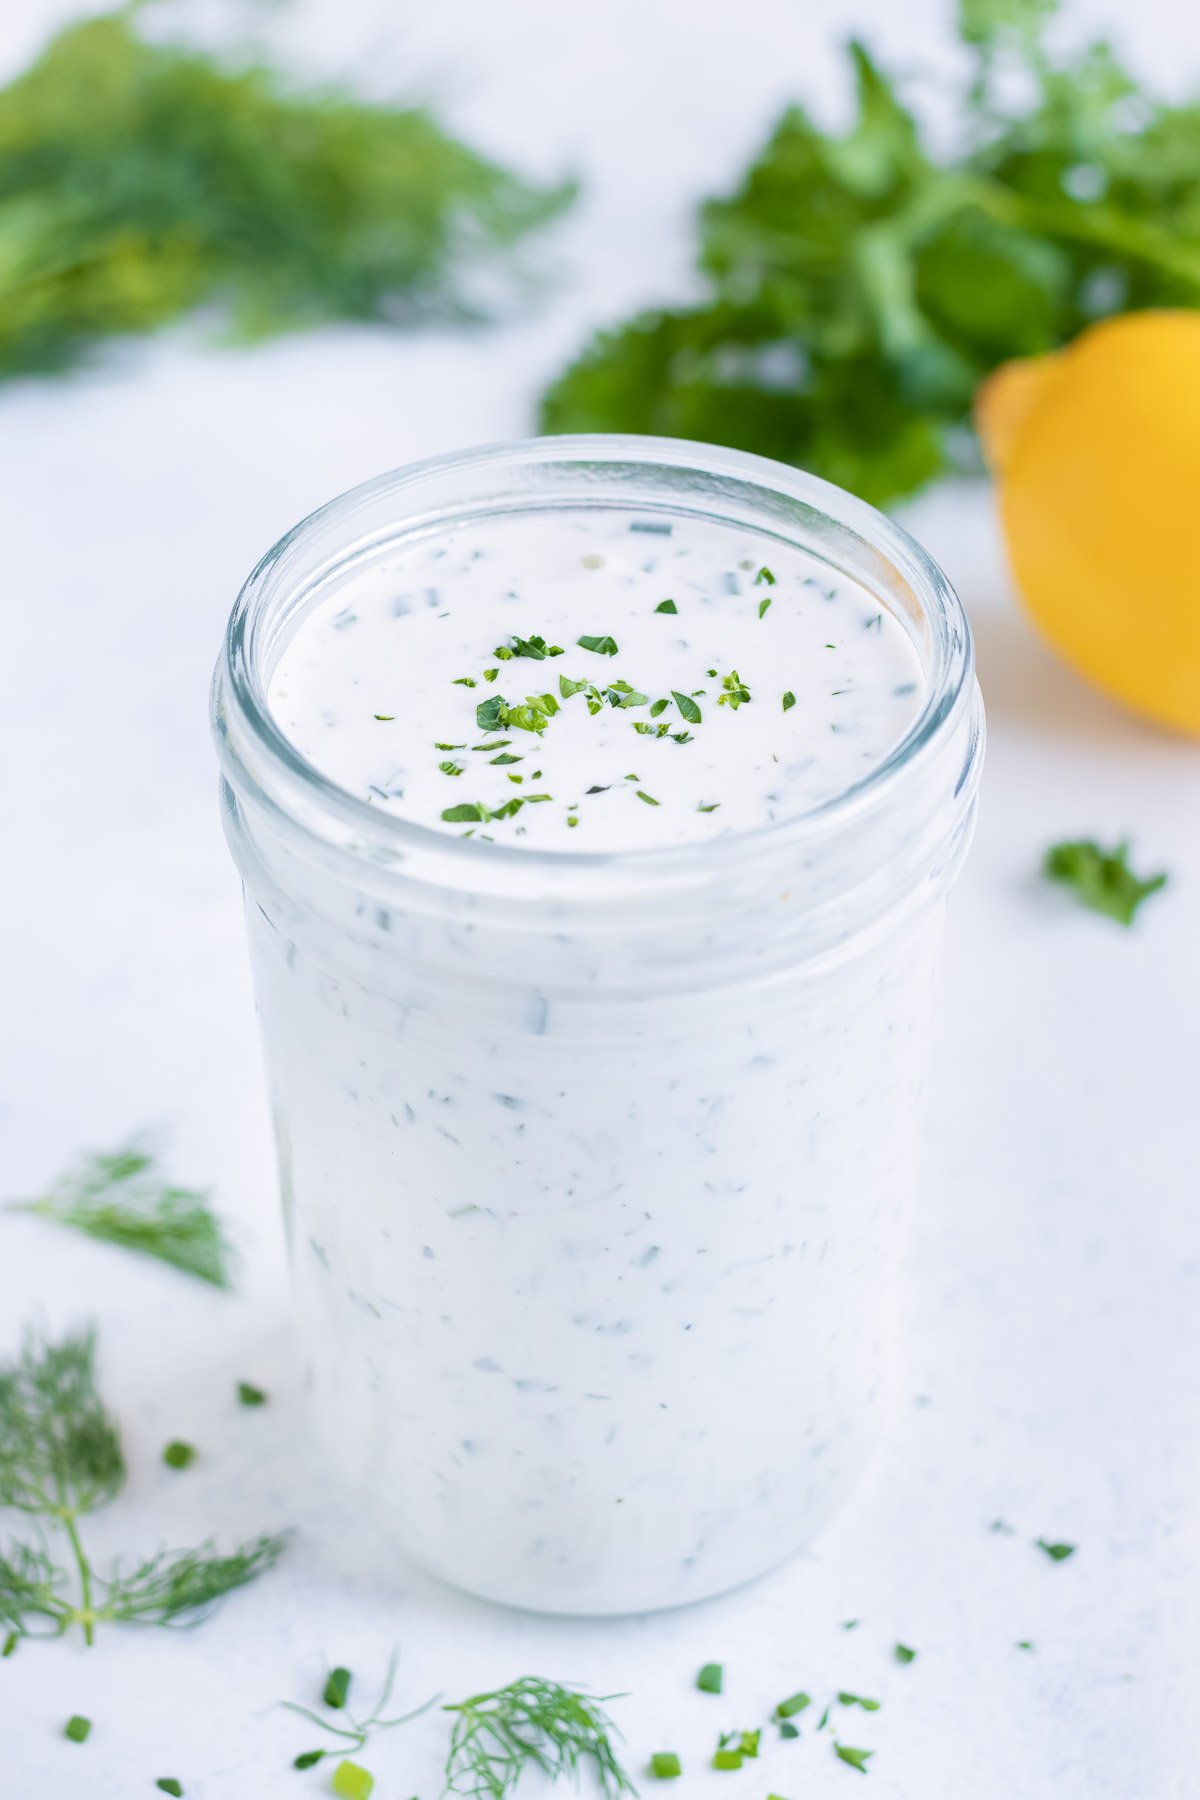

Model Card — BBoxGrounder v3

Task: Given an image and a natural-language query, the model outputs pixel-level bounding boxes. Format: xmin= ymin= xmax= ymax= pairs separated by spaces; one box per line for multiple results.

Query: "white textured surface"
xmin=2 ymin=0 xmax=1198 ymax=1795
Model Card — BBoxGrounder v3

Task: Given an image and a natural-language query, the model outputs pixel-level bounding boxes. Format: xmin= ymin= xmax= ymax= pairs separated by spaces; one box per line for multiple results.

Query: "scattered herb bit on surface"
xmin=293 ymin=1749 xmax=325 ymax=1769
xmin=841 ymin=1621 xmax=860 ymax=1631
xmin=712 ymin=1747 xmax=743 ymax=1771
xmin=758 ymin=597 xmax=773 ymax=618
xmin=782 ymin=691 xmax=796 ymax=712
xmin=835 ymin=1743 xmax=874 ymax=1774
xmin=542 ymin=0 xmax=1200 ymax=506
xmin=439 ymin=760 xmax=465 ymax=777
xmin=717 ymin=671 xmax=751 ymax=710
xmin=162 ymin=1440 xmax=197 ymax=1471
xmin=893 ymin=1644 xmax=917 ymax=1665
xmin=635 ymin=791 xmax=660 ymax=806
xmin=1036 ymin=1538 xmax=1077 ymax=1563
xmin=7 ymin=1143 xmax=234 ymax=1288
xmin=0 ymin=1329 xmax=285 ymax=1648
xmin=0 ymin=10 xmax=572 ymax=384
xmin=837 ymin=1693 xmax=881 ymax=1712
xmin=776 ymin=1692 xmax=811 ymax=1720
xmin=697 ymin=801 xmax=721 ymax=813
xmin=672 ymin=691 xmax=702 ymax=726
xmin=155 ymin=1783 xmax=184 ymax=1798
xmin=649 ymin=1751 xmax=682 ymax=1778
xmin=1016 ymin=1640 xmax=1036 ymax=1651
xmin=779 ymin=1721 xmax=800 ymax=1740
xmin=324 ymin=1668 xmax=353 ymax=1710
xmin=442 ymin=1677 xmax=634 ymax=1798
xmin=237 ymin=1381 xmax=267 ymax=1407
xmin=654 ymin=599 xmax=678 ymax=614
xmin=577 ymin=634 xmax=620 ymax=657
xmin=64 ymin=1715 xmax=91 ymax=1742
xmin=1043 ymin=839 xmax=1167 ymax=926
xmin=696 ymin=1662 xmax=724 ymax=1694
xmin=373 ymin=714 xmax=394 ymax=722
xmin=331 ymin=1762 xmax=373 ymax=1800
xmin=754 ymin=566 xmax=776 ymax=587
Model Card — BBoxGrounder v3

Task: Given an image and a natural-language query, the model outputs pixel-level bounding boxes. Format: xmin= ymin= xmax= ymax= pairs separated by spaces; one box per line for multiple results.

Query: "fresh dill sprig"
xmin=0 ymin=1329 xmax=285 ymax=1649
xmin=8 ymin=1143 xmax=235 ymax=1288
xmin=283 ymin=1650 xmax=437 ymax=1771
xmin=442 ymin=1676 xmax=635 ymax=1799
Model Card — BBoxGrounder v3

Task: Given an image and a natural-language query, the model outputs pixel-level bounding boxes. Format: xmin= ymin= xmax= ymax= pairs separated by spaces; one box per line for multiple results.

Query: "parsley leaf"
xmin=577 ymin=634 xmax=619 ymax=656
xmin=1043 ymin=839 xmax=1167 ymax=926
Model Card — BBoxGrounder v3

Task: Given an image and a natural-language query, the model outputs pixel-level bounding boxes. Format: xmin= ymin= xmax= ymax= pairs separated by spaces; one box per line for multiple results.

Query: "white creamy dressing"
xmin=252 ymin=507 xmax=938 ymax=1613
xmin=268 ymin=511 xmax=924 ymax=851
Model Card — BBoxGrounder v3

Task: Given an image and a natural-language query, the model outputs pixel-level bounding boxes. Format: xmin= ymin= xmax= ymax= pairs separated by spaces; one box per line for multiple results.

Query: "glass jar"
xmin=212 ymin=436 xmax=983 ymax=1615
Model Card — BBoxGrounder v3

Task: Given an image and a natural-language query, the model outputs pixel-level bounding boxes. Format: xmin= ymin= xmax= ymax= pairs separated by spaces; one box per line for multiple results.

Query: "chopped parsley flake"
xmin=672 ymin=690 xmax=702 ymax=725
xmin=649 ymin=1752 xmax=682 ymax=1778
xmin=1035 ymin=1538 xmax=1077 ymax=1562
xmin=834 ymin=1744 xmax=873 ymax=1774
xmin=754 ymin=566 xmax=776 ymax=586
xmin=893 ymin=1644 xmax=917 ymax=1665
xmin=758 ymin=597 xmax=772 ymax=618
xmin=654 ymin=599 xmax=678 ymax=614
xmin=1043 ymin=839 xmax=1167 ymax=926
xmin=577 ymin=634 xmax=619 ymax=655
xmin=162 ymin=1440 xmax=197 ymax=1470
xmin=696 ymin=1663 xmax=723 ymax=1694
xmin=559 ymin=674 xmax=591 ymax=699
xmin=697 ymin=802 xmax=720 ymax=813
xmin=635 ymin=791 xmax=660 ymax=806
xmin=490 ymin=753 xmax=522 ymax=765
xmin=717 ymin=670 xmax=751 ymax=709
xmin=782 ymin=691 xmax=796 ymax=711
xmin=438 ymin=761 xmax=464 ymax=777
xmin=837 ymin=1694 xmax=880 ymax=1712
xmin=495 ymin=633 xmax=565 ymax=660
xmin=649 ymin=698 xmax=669 ymax=717
xmin=64 ymin=1715 xmax=91 ymax=1743
xmin=775 ymin=1692 xmax=811 ymax=1720
xmin=435 ymin=741 xmax=465 ymax=750
xmin=236 ymin=1381 xmax=267 ymax=1407
xmin=452 ymin=676 xmax=477 ymax=688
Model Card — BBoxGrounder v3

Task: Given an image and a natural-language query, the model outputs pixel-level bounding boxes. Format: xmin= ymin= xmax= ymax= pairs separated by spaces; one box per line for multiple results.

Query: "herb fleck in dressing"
xmin=251 ymin=506 xmax=941 ymax=1613
xmin=267 ymin=513 xmax=923 ymax=850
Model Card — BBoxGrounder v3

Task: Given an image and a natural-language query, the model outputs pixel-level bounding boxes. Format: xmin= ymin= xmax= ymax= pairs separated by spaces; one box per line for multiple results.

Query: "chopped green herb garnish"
xmin=490 ymin=753 xmax=522 ymax=765
xmin=453 ymin=677 xmax=478 ymax=688
xmin=435 ymin=742 xmax=466 ymax=751
xmin=475 ymin=696 xmax=505 ymax=731
xmin=696 ymin=1663 xmax=723 ymax=1694
xmin=0 ymin=1330 xmax=284 ymax=1647
xmin=64 ymin=1715 xmax=92 ymax=1743
xmin=237 ymin=1381 xmax=267 ymax=1407
xmin=1043 ymin=840 xmax=1167 ymax=926
xmin=559 ymin=674 xmax=590 ymax=700
xmin=754 ymin=566 xmax=776 ymax=586
xmin=1016 ymin=1640 xmax=1035 ymax=1652
xmin=672 ymin=691 xmax=702 ymax=725
xmin=293 ymin=1750 xmax=325 ymax=1769
xmin=649 ymin=1751 xmax=682 ymax=1778
xmin=577 ymin=634 xmax=619 ymax=656
xmin=758 ymin=597 xmax=772 ymax=618
xmin=1035 ymin=1538 xmax=1076 ymax=1563
xmin=782 ymin=691 xmax=796 ymax=711
xmin=7 ymin=1142 xmax=234 ymax=1289
xmin=162 ymin=1440 xmax=197 ymax=1471
xmin=697 ymin=802 xmax=721 ymax=813
xmin=324 ymin=1668 xmax=353 ymax=1710
xmin=483 ymin=668 xmax=499 ymax=682
xmin=837 ymin=1693 xmax=880 ymax=1712
xmin=495 ymin=634 xmax=564 ymax=661
xmin=443 ymin=802 xmax=490 ymax=825
xmin=331 ymin=1763 xmax=373 ymax=1800
xmin=717 ymin=671 xmax=751 ymax=710
xmin=712 ymin=1748 xmax=743 ymax=1771
xmin=373 ymin=714 xmax=394 ymax=721
xmin=841 ymin=1620 xmax=860 ymax=1631
xmin=605 ymin=680 xmax=650 ymax=709
xmin=439 ymin=761 xmax=465 ymax=777
xmin=654 ymin=599 xmax=678 ymax=615
xmin=155 ymin=1782 xmax=184 ymax=1797
xmin=893 ymin=1644 xmax=917 ymax=1665
xmin=834 ymin=1744 xmax=873 ymax=1774
xmin=635 ymin=791 xmax=660 ymax=806
xmin=442 ymin=1676 xmax=634 ymax=1797
xmin=776 ymin=1692 xmax=811 ymax=1720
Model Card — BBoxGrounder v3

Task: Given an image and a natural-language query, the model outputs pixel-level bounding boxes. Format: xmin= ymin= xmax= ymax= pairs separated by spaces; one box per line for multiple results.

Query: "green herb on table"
xmin=776 ymin=1692 xmax=811 ymax=1720
xmin=64 ymin=1714 xmax=91 ymax=1742
xmin=0 ymin=1330 xmax=284 ymax=1648
xmin=1035 ymin=1538 xmax=1076 ymax=1563
xmin=717 ymin=671 xmax=751 ymax=710
xmin=654 ymin=600 xmax=678 ymax=614
xmin=834 ymin=1743 xmax=874 ymax=1773
xmin=893 ymin=1643 xmax=917 ymax=1665
xmin=7 ymin=1143 xmax=234 ymax=1289
xmin=442 ymin=1676 xmax=634 ymax=1797
xmin=542 ymin=0 xmax=1200 ymax=506
xmin=162 ymin=1440 xmax=197 ymax=1471
xmin=782 ymin=691 xmax=796 ymax=712
xmin=649 ymin=1751 xmax=682 ymax=1778
xmin=237 ymin=1381 xmax=268 ymax=1407
xmin=1043 ymin=840 xmax=1167 ymax=926
xmin=0 ymin=11 xmax=572 ymax=383
xmin=156 ymin=1782 xmax=184 ymax=1797
xmin=696 ymin=1662 xmax=724 ymax=1694
xmin=284 ymin=1650 xmax=436 ymax=1772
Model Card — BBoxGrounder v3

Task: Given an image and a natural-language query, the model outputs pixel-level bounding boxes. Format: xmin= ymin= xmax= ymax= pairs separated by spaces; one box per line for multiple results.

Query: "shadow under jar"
xmin=211 ymin=435 xmax=983 ymax=1616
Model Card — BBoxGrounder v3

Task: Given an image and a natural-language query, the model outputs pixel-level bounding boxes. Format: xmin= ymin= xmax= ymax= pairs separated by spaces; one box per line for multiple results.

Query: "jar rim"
xmin=213 ymin=433 xmax=980 ymax=892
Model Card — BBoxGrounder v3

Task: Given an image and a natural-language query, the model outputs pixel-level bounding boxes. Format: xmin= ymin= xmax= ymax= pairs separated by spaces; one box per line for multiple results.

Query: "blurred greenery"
xmin=542 ymin=0 xmax=1200 ymax=506
xmin=0 ymin=7 xmax=572 ymax=379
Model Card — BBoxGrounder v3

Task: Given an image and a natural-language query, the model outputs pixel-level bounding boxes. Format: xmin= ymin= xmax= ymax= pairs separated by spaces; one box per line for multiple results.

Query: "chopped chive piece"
xmin=672 ymin=691 xmax=702 ymax=725
xmin=775 ymin=1692 xmax=811 ymax=1720
xmin=635 ymin=791 xmax=660 ymax=806
xmin=577 ymin=634 xmax=619 ymax=655
xmin=697 ymin=801 xmax=720 ymax=813
xmin=293 ymin=1750 xmax=325 ymax=1769
xmin=438 ymin=761 xmax=464 ymax=777
xmin=837 ymin=1693 xmax=880 ymax=1712
xmin=893 ymin=1644 xmax=917 ymax=1665
xmin=834 ymin=1744 xmax=873 ymax=1773
xmin=649 ymin=1752 xmax=682 ymax=1778
xmin=1035 ymin=1538 xmax=1076 ymax=1562
xmin=372 ymin=713 xmax=394 ymax=721
xmin=331 ymin=1764 xmax=374 ymax=1800
xmin=64 ymin=1715 xmax=92 ymax=1743
xmin=323 ymin=1667 xmax=352 ymax=1709
xmin=758 ymin=597 xmax=772 ymax=618
xmin=630 ymin=520 xmax=672 ymax=534
xmin=435 ymin=742 xmax=465 ymax=750
xmin=156 ymin=1783 xmax=184 ymax=1797
xmin=490 ymin=753 xmax=522 ymax=765
xmin=696 ymin=1663 xmax=723 ymax=1694
xmin=754 ymin=566 xmax=776 ymax=586
xmin=236 ymin=1381 xmax=267 ymax=1406
xmin=162 ymin=1440 xmax=197 ymax=1470
xmin=712 ymin=1749 xmax=742 ymax=1771
xmin=816 ymin=1706 xmax=832 ymax=1731
xmin=2 ymin=1632 xmax=17 ymax=1657
xmin=737 ymin=1730 xmax=760 ymax=1758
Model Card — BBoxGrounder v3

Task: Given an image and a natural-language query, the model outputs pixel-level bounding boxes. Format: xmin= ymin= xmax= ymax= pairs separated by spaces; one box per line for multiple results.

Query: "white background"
xmin=2 ymin=0 xmax=1199 ymax=1795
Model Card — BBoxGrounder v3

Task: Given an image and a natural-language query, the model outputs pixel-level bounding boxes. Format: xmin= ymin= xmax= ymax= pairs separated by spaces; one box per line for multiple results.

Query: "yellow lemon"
xmin=976 ymin=310 xmax=1200 ymax=736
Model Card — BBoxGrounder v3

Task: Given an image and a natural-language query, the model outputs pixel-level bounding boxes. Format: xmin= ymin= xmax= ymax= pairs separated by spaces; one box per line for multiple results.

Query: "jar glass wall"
xmin=212 ymin=436 xmax=983 ymax=1615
